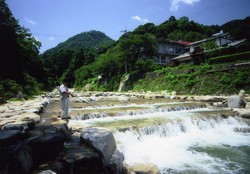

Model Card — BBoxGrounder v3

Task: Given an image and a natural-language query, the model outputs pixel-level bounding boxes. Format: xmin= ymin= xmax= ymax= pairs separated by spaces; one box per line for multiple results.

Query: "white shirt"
xmin=59 ymin=84 xmax=69 ymax=99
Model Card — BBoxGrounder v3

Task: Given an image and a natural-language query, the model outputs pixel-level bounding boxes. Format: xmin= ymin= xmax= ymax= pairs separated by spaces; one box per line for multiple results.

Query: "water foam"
xmin=114 ymin=116 xmax=250 ymax=174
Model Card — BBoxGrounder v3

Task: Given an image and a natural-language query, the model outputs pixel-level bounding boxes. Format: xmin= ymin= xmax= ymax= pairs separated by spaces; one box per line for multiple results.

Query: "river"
xmin=68 ymin=96 xmax=250 ymax=174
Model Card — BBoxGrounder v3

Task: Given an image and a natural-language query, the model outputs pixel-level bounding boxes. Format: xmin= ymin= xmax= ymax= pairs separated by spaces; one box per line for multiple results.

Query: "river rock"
xmin=0 ymin=130 xmax=23 ymax=146
xmin=1 ymin=121 xmax=32 ymax=132
xmin=51 ymin=119 xmax=68 ymax=132
xmin=39 ymin=170 xmax=56 ymax=174
xmin=63 ymin=144 xmax=101 ymax=174
xmin=144 ymin=95 xmax=153 ymax=100
xmin=235 ymin=109 xmax=250 ymax=118
xmin=0 ymin=106 xmax=8 ymax=113
xmin=15 ymin=112 xmax=41 ymax=122
xmin=0 ymin=119 xmax=16 ymax=129
xmin=171 ymin=91 xmax=177 ymax=96
xmin=122 ymin=164 xmax=136 ymax=174
xmin=107 ymin=149 xmax=124 ymax=174
xmin=26 ymin=125 xmax=66 ymax=162
xmin=246 ymin=102 xmax=250 ymax=109
xmin=80 ymin=127 xmax=116 ymax=165
xmin=202 ymin=96 xmax=226 ymax=102
xmin=0 ymin=142 xmax=33 ymax=174
xmin=130 ymin=163 xmax=161 ymax=174
xmin=227 ymin=95 xmax=246 ymax=108
xmin=0 ymin=130 xmax=32 ymax=174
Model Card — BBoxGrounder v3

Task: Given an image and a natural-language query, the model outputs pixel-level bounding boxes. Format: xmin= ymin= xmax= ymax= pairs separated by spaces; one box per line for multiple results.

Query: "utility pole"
xmin=120 ymin=26 xmax=129 ymax=35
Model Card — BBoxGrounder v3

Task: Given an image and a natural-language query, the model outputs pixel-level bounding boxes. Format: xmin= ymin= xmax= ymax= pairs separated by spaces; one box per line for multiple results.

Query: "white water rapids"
xmin=68 ymin=99 xmax=250 ymax=174
xmin=114 ymin=116 xmax=250 ymax=174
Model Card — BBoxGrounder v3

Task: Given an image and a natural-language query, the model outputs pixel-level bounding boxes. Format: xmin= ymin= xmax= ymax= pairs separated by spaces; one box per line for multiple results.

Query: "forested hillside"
xmin=73 ymin=16 xmax=221 ymax=91
xmin=222 ymin=16 xmax=250 ymax=44
xmin=1 ymin=0 xmax=249 ymax=98
xmin=42 ymin=15 xmax=250 ymax=93
xmin=0 ymin=0 xmax=46 ymax=99
xmin=41 ymin=30 xmax=114 ymax=86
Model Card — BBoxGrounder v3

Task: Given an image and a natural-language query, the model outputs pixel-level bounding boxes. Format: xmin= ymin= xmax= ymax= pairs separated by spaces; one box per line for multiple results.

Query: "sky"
xmin=6 ymin=0 xmax=250 ymax=53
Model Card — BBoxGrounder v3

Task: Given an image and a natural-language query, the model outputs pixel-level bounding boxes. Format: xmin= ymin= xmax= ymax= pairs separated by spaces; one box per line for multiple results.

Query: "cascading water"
xmin=114 ymin=116 xmax=250 ymax=174
xmin=70 ymin=102 xmax=207 ymax=120
xmin=68 ymin=98 xmax=250 ymax=174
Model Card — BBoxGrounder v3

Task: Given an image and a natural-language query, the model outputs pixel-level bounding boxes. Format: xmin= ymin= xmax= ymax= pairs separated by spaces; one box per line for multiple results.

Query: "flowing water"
xmin=68 ymin=97 xmax=250 ymax=174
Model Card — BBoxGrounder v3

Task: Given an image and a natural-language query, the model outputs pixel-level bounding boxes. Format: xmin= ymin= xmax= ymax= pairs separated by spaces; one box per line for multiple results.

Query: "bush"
xmin=0 ymin=79 xmax=22 ymax=98
xmin=23 ymin=73 xmax=42 ymax=96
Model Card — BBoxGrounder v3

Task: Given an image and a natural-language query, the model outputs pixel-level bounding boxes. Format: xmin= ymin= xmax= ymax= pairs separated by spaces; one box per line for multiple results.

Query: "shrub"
xmin=23 ymin=73 xmax=42 ymax=96
xmin=0 ymin=79 xmax=22 ymax=98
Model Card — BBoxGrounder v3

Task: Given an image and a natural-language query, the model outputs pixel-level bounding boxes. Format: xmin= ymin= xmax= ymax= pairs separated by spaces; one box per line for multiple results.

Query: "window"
xmin=161 ymin=56 xmax=166 ymax=63
xmin=159 ymin=44 xmax=165 ymax=53
xmin=175 ymin=47 xmax=183 ymax=54
xmin=168 ymin=46 xmax=174 ymax=53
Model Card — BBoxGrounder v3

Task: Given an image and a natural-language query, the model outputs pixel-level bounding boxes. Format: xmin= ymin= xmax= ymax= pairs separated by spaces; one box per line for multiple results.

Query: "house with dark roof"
xmin=172 ymin=31 xmax=247 ymax=64
xmin=155 ymin=39 xmax=191 ymax=65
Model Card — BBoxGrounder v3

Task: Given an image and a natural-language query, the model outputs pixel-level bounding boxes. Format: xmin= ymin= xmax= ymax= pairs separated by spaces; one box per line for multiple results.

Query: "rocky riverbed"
xmin=0 ymin=90 xmax=250 ymax=174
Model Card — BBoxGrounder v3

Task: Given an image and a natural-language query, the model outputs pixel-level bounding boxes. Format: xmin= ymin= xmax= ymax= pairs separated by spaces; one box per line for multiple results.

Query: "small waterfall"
xmin=69 ymin=97 xmax=250 ymax=174
xmin=73 ymin=113 xmax=108 ymax=120
xmin=71 ymin=104 xmax=207 ymax=120
xmin=116 ymin=105 xmax=206 ymax=117
xmin=137 ymin=116 xmax=248 ymax=137
xmin=157 ymin=105 xmax=205 ymax=112
xmin=114 ymin=116 xmax=250 ymax=174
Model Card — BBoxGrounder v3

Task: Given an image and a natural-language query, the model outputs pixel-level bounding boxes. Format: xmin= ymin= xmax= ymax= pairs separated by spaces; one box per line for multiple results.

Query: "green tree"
xmin=0 ymin=0 xmax=45 ymax=97
xmin=202 ymin=40 xmax=219 ymax=51
xmin=119 ymin=33 xmax=157 ymax=73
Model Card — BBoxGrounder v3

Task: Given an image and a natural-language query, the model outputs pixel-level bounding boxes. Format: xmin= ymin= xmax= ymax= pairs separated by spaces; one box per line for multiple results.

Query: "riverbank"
xmin=0 ymin=90 xmax=250 ymax=174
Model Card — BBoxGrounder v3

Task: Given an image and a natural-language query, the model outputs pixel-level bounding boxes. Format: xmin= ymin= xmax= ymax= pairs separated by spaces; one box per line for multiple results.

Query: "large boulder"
xmin=227 ymin=95 xmax=246 ymax=108
xmin=1 ymin=121 xmax=31 ymax=132
xmin=63 ymin=144 xmax=101 ymax=174
xmin=26 ymin=125 xmax=66 ymax=162
xmin=107 ymin=149 xmax=124 ymax=174
xmin=0 ymin=130 xmax=33 ymax=174
xmin=0 ymin=130 xmax=23 ymax=146
xmin=80 ymin=127 xmax=116 ymax=165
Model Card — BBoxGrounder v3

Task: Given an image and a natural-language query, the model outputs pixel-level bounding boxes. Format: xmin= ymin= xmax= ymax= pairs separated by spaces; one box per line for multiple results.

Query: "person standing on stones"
xmin=59 ymin=79 xmax=74 ymax=119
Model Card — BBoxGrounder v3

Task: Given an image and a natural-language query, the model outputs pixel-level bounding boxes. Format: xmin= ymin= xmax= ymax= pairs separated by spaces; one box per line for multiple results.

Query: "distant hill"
xmin=222 ymin=16 xmax=250 ymax=43
xmin=41 ymin=30 xmax=115 ymax=86
xmin=73 ymin=16 xmax=250 ymax=92
xmin=41 ymin=16 xmax=250 ymax=88
xmin=46 ymin=30 xmax=114 ymax=52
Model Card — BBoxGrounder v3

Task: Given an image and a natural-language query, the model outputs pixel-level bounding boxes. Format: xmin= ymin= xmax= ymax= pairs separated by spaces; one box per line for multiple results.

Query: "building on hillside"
xmin=155 ymin=39 xmax=191 ymax=65
xmin=172 ymin=31 xmax=247 ymax=64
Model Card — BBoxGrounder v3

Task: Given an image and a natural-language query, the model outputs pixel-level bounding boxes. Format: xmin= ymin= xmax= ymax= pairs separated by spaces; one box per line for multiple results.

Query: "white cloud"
xmin=132 ymin=16 xmax=142 ymax=21
xmin=131 ymin=16 xmax=150 ymax=24
xmin=49 ymin=36 xmax=55 ymax=41
xmin=24 ymin=17 xmax=37 ymax=25
xmin=170 ymin=0 xmax=200 ymax=12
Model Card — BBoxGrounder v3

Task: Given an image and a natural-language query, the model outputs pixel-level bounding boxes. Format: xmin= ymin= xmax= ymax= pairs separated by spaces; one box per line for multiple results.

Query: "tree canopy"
xmin=2 ymin=0 xmax=249 ymax=96
xmin=41 ymin=30 xmax=115 ymax=86
xmin=0 ymin=0 xmax=46 ymax=98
